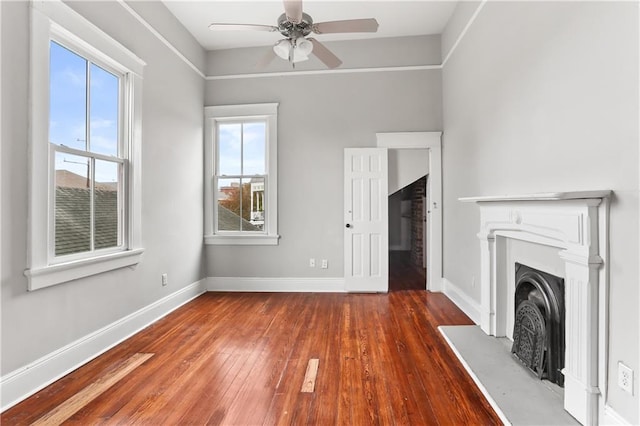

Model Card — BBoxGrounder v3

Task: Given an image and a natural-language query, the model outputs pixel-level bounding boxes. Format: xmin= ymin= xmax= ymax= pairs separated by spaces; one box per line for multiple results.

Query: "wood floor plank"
xmin=2 ymin=253 xmax=502 ymax=426
xmin=31 ymin=353 xmax=153 ymax=426
xmin=300 ymin=358 xmax=319 ymax=393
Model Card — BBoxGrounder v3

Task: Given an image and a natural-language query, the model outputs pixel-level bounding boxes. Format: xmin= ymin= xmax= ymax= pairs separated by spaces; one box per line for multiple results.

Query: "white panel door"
xmin=344 ymin=148 xmax=388 ymax=292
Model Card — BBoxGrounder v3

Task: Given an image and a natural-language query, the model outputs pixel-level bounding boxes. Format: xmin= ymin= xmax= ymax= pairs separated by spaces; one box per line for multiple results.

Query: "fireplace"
xmin=511 ymin=263 xmax=564 ymax=387
xmin=460 ymin=191 xmax=611 ymax=426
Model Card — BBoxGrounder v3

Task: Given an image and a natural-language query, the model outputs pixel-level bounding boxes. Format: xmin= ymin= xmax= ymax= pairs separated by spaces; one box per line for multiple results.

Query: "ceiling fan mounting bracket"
xmin=277 ymin=13 xmax=313 ymax=39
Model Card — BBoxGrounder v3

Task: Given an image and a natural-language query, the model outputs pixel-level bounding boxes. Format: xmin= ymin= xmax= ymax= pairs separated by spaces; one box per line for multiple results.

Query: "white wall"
xmin=388 ymin=149 xmax=429 ymax=195
xmin=441 ymin=2 xmax=639 ymax=422
xmin=1 ymin=0 xmax=205 ymax=380
xmin=205 ymin=36 xmax=442 ymax=279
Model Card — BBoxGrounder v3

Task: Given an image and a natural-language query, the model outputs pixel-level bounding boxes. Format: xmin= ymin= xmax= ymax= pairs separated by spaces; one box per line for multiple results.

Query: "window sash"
xmin=214 ymin=175 xmax=267 ymax=234
xmin=49 ymin=37 xmax=125 ymax=158
xmin=50 ymin=145 xmax=126 ymax=264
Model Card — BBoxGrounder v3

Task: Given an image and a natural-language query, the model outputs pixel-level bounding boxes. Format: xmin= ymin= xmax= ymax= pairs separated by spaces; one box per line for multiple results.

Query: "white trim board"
xmin=442 ymin=278 xmax=481 ymax=325
xmin=206 ymin=64 xmax=441 ymax=80
xmin=208 ymin=277 xmax=346 ymax=293
xmin=603 ymin=405 xmax=632 ymax=425
xmin=0 ymin=280 xmax=207 ymax=412
xmin=376 ymin=131 xmax=442 ymax=149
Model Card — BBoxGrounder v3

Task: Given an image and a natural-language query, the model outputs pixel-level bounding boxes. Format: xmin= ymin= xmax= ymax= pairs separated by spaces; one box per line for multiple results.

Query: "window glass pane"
xmin=55 ymin=152 xmax=91 ymax=255
xmin=246 ymin=177 xmax=265 ymax=231
xmin=243 ymin=122 xmax=266 ymax=175
xmin=90 ymin=64 xmax=119 ymax=156
xmin=94 ymin=160 xmax=120 ymax=250
xmin=218 ymin=123 xmax=241 ymax=176
xmin=49 ymin=41 xmax=87 ymax=151
xmin=217 ymin=178 xmax=241 ymax=231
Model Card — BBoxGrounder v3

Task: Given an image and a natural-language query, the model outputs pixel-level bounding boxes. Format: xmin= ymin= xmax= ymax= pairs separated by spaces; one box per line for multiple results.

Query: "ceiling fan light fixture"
xmin=273 ymin=38 xmax=313 ymax=63
xmin=295 ymin=38 xmax=313 ymax=57
xmin=273 ymin=39 xmax=291 ymax=60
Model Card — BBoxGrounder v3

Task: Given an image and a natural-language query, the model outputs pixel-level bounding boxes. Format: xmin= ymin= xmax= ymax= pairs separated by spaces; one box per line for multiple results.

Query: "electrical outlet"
xmin=161 ymin=273 xmax=168 ymax=286
xmin=309 ymin=258 xmax=315 ymax=267
xmin=618 ymin=362 xmax=633 ymax=394
xmin=321 ymin=259 xmax=328 ymax=269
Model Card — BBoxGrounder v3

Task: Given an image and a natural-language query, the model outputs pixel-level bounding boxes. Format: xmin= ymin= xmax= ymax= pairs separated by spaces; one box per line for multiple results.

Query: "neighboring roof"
xmin=55 ymin=187 xmax=118 ymax=256
xmin=218 ymin=204 xmax=260 ymax=232
xmin=55 ymin=170 xmax=117 ymax=191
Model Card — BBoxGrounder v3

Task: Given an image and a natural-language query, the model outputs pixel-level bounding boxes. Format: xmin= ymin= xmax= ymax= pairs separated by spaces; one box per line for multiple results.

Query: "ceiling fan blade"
xmin=312 ymin=18 xmax=379 ymax=34
xmin=208 ymin=23 xmax=278 ymax=32
xmin=256 ymin=48 xmax=277 ymax=69
xmin=308 ymin=38 xmax=342 ymax=69
xmin=283 ymin=0 xmax=303 ymax=24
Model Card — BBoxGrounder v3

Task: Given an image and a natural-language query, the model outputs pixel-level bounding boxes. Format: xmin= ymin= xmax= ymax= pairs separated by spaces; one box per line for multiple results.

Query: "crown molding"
xmin=441 ymin=0 xmax=487 ymax=67
xmin=206 ymin=64 xmax=441 ymax=80
xmin=116 ymin=0 xmax=205 ymax=78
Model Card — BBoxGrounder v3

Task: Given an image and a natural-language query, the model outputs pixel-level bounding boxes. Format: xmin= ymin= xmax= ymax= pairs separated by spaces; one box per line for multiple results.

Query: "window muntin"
xmin=215 ymin=120 xmax=267 ymax=233
xmin=49 ymin=40 xmax=125 ymax=261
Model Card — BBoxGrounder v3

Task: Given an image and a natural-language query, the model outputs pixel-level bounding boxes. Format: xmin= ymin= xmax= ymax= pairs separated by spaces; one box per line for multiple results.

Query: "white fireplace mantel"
xmin=460 ymin=191 xmax=611 ymax=426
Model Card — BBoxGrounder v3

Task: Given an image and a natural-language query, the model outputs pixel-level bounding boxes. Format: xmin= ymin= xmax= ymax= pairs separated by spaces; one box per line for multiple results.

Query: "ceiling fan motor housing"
xmin=277 ymin=12 xmax=314 ymax=39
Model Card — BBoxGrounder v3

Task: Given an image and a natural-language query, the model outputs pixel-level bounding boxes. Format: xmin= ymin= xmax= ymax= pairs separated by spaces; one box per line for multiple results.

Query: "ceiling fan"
xmin=208 ymin=0 xmax=379 ymax=69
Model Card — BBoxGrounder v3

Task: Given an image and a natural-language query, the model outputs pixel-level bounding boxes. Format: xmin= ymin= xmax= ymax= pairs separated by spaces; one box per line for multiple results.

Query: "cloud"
xmin=60 ymin=68 xmax=87 ymax=88
xmin=91 ymin=118 xmax=116 ymax=130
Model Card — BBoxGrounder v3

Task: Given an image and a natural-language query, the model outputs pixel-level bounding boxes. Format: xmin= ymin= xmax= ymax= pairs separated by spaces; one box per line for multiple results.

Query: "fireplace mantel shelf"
xmin=459 ymin=190 xmax=612 ymax=203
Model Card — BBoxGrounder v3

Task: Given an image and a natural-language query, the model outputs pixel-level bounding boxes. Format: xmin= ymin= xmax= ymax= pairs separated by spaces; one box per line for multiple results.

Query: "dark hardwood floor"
xmin=2 ymin=260 xmax=500 ymax=425
xmin=389 ymin=250 xmax=426 ymax=292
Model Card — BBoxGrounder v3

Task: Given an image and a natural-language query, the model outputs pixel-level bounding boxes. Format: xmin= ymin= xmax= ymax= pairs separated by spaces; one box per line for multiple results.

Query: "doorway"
xmin=388 ymin=176 xmax=428 ymax=291
xmin=377 ymin=131 xmax=442 ymax=292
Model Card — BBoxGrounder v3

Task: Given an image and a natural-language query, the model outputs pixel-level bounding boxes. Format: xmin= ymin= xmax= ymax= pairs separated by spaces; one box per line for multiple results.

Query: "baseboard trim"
xmin=0 ymin=279 xmax=206 ymax=412
xmin=442 ymin=277 xmax=481 ymax=324
xmin=602 ymin=405 xmax=631 ymax=425
xmin=207 ymin=277 xmax=346 ymax=293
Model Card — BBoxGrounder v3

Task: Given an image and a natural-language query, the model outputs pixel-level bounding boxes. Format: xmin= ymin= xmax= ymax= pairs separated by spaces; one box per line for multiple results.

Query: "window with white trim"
xmin=204 ymin=104 xmax=279 ymax=245
xmin=25 ymin=1 xmax=145 ymax=290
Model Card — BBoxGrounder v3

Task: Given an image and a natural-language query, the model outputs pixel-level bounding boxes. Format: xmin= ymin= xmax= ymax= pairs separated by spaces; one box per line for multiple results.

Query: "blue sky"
xmin=218 ymin=122 xmax=266 ymax=176
xmin=50 ymin=41 xmax=119 ymax=183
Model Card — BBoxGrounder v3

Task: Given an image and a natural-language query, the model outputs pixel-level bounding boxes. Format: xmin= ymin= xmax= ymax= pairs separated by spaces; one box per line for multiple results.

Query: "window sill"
xmin=204 ymin=234 xmax=280 ymax=246
xmin=24 ymin=248 xmax=145 ymax=291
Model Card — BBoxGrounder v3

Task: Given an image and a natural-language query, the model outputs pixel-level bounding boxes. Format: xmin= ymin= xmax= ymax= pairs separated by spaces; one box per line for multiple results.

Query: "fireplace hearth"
xmin=511 ymin=263 xmax=565 ymax=386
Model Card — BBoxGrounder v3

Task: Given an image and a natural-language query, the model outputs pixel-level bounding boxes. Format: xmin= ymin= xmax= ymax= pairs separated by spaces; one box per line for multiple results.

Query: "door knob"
xmin=346 ymin=224 xmax=352 ymax=228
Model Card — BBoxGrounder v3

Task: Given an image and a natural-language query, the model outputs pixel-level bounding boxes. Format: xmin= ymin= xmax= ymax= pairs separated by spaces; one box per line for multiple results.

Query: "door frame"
xmin=376 ymin=132 xmax=443 ymax=291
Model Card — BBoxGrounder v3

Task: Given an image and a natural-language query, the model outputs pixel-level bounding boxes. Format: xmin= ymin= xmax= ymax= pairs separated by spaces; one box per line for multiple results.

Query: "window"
xmin=50 ymin=41 xmax=124 ymax=257
xmin=25 ymin=1 xmax=145 ymax=290
xmin=204 ymin=104 xmax=279 ymax=245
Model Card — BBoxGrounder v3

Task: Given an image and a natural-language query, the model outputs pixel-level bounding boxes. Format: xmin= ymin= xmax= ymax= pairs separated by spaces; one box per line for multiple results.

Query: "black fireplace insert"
xmin=511 ymin=263 xmax=565 ymax=387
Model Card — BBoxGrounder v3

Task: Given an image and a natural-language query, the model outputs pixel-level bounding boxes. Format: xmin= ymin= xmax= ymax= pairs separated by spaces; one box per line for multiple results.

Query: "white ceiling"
xmin=163 ymin=1 xmax=458 ymax=51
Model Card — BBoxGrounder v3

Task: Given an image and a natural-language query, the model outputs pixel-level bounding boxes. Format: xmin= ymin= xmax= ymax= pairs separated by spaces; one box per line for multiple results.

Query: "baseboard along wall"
xmin=442 ymin=277 xmax=482 ymax=324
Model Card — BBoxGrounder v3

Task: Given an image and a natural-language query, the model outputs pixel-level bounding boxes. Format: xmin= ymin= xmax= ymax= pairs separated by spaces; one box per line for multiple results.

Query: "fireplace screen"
xmin=511 ymin=263 xmax=565 ymax=387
